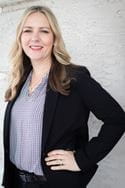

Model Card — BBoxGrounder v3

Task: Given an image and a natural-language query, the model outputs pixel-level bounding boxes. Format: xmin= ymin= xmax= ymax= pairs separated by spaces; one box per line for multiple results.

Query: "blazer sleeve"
xmin=74 ymin=67 xmax=125 ymax=171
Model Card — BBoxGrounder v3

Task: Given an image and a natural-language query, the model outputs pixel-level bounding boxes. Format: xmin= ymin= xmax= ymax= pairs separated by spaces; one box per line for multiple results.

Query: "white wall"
xmin=0 ymin=0 xmax=125 ymax=187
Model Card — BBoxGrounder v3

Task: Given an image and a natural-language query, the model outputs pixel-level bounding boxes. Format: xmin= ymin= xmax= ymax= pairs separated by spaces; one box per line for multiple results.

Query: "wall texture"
xmin=0 ymin=0 xmax=125 ymax=187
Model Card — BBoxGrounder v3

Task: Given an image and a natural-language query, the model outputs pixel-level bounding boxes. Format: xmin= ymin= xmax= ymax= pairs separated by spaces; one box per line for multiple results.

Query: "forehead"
xmin=23 ymin=12 xmax=50 ymax=27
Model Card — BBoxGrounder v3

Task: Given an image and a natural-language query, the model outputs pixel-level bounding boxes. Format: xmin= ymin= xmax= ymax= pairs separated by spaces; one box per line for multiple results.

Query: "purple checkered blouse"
xmin=9 ymin=71 xmax=48 ymax=175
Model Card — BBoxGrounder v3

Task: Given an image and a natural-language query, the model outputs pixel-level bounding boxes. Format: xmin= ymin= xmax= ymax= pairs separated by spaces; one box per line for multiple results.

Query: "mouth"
xmin=29 ymin=45 xmax=43 ymax=50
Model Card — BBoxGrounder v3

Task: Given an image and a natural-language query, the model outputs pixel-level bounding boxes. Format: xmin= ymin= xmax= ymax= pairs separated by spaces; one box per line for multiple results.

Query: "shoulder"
xmin=68 ymin=64 xmax=103 ymax=92
xmin=66 ymin=63 xmax=105 ymax=93
xmin=67 ymin=63 xmax=91 ymax=79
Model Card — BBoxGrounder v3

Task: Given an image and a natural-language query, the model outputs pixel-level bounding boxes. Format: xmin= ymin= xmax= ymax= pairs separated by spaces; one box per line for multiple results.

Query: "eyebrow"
xmin=23 ymin=26 xmax=51 ymax=29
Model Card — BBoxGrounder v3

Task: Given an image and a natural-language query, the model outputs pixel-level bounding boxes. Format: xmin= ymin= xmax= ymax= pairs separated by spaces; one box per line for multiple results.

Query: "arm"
xmin=74 ymin=67 xmax=125 ymax=171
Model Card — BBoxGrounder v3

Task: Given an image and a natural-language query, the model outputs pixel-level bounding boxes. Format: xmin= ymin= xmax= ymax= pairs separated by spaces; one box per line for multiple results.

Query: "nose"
xmin=31 ymin=31 xmax=40 ymax=42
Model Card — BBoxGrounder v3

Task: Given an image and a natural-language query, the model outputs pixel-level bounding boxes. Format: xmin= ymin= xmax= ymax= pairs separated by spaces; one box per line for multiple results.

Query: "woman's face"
xmin=21 ymin=12 xmax=54 ymax=64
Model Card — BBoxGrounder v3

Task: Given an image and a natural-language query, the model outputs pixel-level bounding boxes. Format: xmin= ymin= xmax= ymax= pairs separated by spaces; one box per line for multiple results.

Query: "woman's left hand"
xmin=45 ymin=149 xmax=81 ymax=171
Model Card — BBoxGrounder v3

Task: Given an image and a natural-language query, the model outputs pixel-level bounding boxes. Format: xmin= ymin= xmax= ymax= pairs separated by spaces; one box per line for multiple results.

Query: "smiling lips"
xmin=30 ymin=45 xmax=43 ymax=50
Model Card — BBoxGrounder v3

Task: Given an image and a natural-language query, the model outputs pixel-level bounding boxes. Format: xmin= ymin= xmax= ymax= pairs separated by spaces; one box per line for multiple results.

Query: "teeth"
xmin=30 ymin=46 xmax=43 ymax=50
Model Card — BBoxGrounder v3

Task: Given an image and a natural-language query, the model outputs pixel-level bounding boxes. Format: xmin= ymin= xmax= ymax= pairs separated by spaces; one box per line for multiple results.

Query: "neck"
xmin=28 ymin=58 xmax=51 ymax=94
xmin=31 ymin=58 xmax=52 ymax=77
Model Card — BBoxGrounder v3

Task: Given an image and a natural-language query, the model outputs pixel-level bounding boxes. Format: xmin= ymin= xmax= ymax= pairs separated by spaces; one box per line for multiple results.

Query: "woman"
xmin=2 ymin=5 xmax=125 ymax=188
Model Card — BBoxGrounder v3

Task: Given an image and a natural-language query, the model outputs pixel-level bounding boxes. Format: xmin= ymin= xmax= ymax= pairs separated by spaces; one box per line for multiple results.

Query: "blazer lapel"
xmin=4 ymin=95 xmax=20 ymax=152
xmin=42 ymin=87 xmax=59 ymax=151
xmin=4 ymin=101 xmax=13 ymax=151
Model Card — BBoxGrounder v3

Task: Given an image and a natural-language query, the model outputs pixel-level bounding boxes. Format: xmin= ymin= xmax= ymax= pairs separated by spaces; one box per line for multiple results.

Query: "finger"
xmin=51 ymin=165 xmax=65 ymax=171
xmin=45 ymin=155 xmax=65 ymax=162
xmin=47 ymin=149 xmax=66 ymax=156
xmin=46 ymin=159 xmax=63 ymax=166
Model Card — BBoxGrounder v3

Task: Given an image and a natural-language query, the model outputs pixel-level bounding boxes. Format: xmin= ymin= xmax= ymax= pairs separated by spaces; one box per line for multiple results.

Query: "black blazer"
xmin=2 ymin=66 xmax=125 ymax=188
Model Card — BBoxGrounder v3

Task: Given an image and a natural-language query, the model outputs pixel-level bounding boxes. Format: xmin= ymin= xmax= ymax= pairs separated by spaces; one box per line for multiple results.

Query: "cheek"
xmin=44 ymin=35 xmax=54 ymax=46
xmin=20 ymin=35 xmax=29 ymax=48
xmin=47 ymin=40 xmax=53 ymax=48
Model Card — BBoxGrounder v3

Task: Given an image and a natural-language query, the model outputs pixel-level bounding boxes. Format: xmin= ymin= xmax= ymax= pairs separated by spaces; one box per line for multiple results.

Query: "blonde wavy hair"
xmin=5 ymin=5 xmax=73 ymax=101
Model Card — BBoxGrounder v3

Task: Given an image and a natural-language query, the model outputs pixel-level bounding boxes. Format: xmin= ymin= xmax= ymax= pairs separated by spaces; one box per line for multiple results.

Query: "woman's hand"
xmin=45 ymin=149 xmax=81 ymax=171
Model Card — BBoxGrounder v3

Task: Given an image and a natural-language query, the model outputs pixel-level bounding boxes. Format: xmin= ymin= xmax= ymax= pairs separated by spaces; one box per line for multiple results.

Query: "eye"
xmin=23 ymin=30 xmax=32 ymax=33
xmin=41 ymin=30 xmax=49 ymax=33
